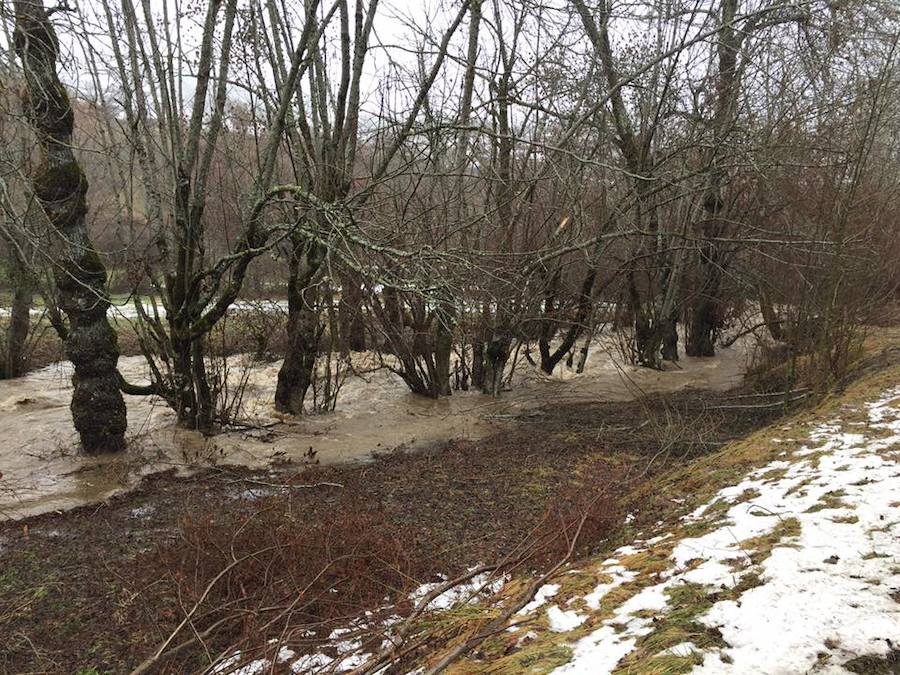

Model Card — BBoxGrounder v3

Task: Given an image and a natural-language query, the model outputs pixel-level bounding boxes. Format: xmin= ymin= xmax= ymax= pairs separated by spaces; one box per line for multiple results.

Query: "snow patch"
xmin=518 ymin=583 xmax=560 ymax=614
xmin=547 ymin=605 xmax=587 ymax=632
xmin=410 ymin=571 xmax=507 ymax=611
xmin=547 ymin=385 xmax=900 ymax=674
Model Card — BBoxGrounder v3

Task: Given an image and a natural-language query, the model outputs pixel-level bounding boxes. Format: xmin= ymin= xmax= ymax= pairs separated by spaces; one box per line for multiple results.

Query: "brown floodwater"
xmin=0 ymin=337 xmax=750 ymax=520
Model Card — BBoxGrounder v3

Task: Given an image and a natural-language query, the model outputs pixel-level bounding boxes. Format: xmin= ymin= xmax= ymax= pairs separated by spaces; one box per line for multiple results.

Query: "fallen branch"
xmin=228 ymin=477 xmax=345 ymax=490
xmin=421 ymin=504 xmax=594 ymax=674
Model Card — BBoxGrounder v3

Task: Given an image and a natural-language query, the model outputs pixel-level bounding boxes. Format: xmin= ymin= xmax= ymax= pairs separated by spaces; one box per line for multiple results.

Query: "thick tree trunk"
xmin=14 ymin=0 xmax=126 ymax=453
xmin=686 ymin=296 xmax=719 ymax=357
xmin=338 ymin=270 xmax=366 ymax=353
xmin=686 ymin=0 xmax=741 ymax=358
xmin=275 ymin=237 xmax=324 ymax=414
xmin=471 ymin=340 xmax=485 ymax=390
xmin=471 ymin=302 xmax=490 ymax=390
xmin=759 ymin=287 xmax=785 ymax=342
xmin=3 ymin=261 xmax=32 ymax=379
xmin=576 ymin=333 xmax=591 ymax=373
xmin=167 ymin=333 xmax=215 ymax=432
xmin=171 ymin=336 xmax=195 ymax=426
xmin=634 ymin=314 xmax=660 ymax=368
xmin=627 ymin=272 xmax=661 ymax=369
xmin=482 ymin=336 xmax=510 ymax=396
xmin=661 ymin=315 xmax=679 ymax=362
xmin=434 ymin=304 xmax=454 ymax=397
xmin=685 ymin=189 xmax=726 ymax=358
xmin=275 ymin=301 xmax=320 ymax=415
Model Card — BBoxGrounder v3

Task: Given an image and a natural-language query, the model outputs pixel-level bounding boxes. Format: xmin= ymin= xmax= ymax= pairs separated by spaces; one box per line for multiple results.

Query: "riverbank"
xmin=0 ymin=379 xmax=789 ymax=673
xmin=2 ymin=333 xmax=894 ymax=673
xmin=0 ymin=336 xmax=749 ymax=520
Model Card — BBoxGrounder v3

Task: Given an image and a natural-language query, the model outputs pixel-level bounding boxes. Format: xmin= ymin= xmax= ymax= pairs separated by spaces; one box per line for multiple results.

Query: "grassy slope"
xmin=426 ymin=338 xmax=900 ymax=675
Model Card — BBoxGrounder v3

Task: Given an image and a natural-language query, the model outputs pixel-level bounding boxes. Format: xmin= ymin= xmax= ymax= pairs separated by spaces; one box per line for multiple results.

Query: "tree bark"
xmin=685 ymin=0 xmax=741 ymax=357
xmin=540 ymin=269 xmax=596 ymax=374
xmin=275 ymin=235 xmax=324 ymax=414
xmin=686 ymin=296 xmax=719 ymax=357
xmin=627 ymin=272 xmax=660 ymax=369
xmin=14 ymin=0 xmax=127 ymax=452
xmin=338 ymin=270 xmax=366 ymax=352
xmin=482 ymin=335 xmax=511 ymax=397
xmin=434 ymin=304 xmax=454 ymax=397
xmin=471 ymin=339 xmax=485 ymax=391
xmin=2 ymin=252 xmax=32 ymax=379
xmin=661 ymin=314 xmax=679 ymax=362
xmin=759 ymin=287 xmax=785 ymax=342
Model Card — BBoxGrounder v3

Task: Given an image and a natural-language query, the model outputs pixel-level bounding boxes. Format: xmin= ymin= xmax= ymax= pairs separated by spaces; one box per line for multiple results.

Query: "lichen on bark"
xmin=14 ymin=0 xmax=127 ymax=453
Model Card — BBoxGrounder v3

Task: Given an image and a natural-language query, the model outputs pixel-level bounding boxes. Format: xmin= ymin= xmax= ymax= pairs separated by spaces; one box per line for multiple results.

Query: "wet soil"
xmin=0 ymin=384 xmax=789 ymax=674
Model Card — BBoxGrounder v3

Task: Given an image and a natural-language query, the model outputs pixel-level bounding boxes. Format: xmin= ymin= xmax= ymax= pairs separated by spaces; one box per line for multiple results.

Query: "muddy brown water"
xmin=0 ymin=338 xmax=750 ymax=520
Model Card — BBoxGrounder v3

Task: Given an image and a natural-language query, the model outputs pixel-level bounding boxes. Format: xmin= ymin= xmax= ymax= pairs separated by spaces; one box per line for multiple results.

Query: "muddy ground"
xmin=0 ymin=383 xmax=793 ymax=675
xmin=0 ymin=335 xmax=749 ymax=520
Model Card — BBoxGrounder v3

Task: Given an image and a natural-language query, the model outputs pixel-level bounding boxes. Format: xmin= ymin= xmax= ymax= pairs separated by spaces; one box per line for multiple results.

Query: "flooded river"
xmin=0 ymin=338 xmax=750 ymax=520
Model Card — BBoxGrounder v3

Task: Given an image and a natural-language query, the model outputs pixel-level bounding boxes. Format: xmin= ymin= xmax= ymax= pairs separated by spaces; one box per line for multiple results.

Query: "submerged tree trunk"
xmin=628 ymin=272 xmax=662 ymax=369
xmin=537 ymin=267 xmax=561 ymax=372
xmin=685 ymin=166 xmax=727 ymax=358
xmin=170 ymin=336 xmax=195 ymax=427
xmin=338 ymin=270 xmax=367 ymax=353
xmin=661 ymin=314 xmax=679 ymax=362
xmin=482 ymin=335 xmax=511 ymax=397
xmin=576 ymin=332 xmax=592 ymax=373
xmin=686 ymin=294 xmax=719 ymax=357
xmin=275 ymin=236 xmax=324 ymax=414
xmin=2 ymin=254 xmax=32 ymax=379
xmin=165 ymin=330 xmax=215 ymax=432
xmin=14 ymin=0 xmax=126 ymax=452
xmin=434 ymin=303 xmax=454 ymax=397
xmin=634 ymin=315 xmax=660 ymax=368
xmin=540 ymin=269 xmax=597 ymax=374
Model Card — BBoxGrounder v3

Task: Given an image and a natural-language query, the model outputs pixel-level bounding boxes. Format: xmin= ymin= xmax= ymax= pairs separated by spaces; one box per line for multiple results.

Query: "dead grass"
xmin=5 ymin=333 xmax=900 ymax=673
xmin=449 ymin=342 xmax=900 ymax=675
xmin=844 ymin=648 xmax=900 ymax=674
xmin=805 ymin=489 xmax=851 ymax=513
xmin=613 ymin=583 xmax=723 ymax=674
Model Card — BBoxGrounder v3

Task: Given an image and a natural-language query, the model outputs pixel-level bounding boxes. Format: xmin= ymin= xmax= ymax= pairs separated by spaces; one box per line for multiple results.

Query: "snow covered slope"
xmin=511 ymin=387 xmax=900 ymax=674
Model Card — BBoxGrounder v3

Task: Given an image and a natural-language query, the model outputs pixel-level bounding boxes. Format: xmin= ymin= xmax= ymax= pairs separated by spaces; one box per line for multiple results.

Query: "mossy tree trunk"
xmin=13 ymin=0 xmax=127 ymax=453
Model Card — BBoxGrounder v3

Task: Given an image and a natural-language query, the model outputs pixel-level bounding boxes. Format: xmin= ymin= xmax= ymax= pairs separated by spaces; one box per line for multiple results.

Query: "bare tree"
xmin=87 ymin=0 xmax=320 ymax=430
xmin=268 ymin=0 xmax=472 ymax=412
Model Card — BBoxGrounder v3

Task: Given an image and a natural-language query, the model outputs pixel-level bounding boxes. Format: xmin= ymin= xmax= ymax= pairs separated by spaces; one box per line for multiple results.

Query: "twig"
xmin=228 ymin=478 xmax=344 ymax=490
xmin=421 ymin=504 xmax=595 ymax=674
xmin=130 ymin=545 xmax=282 ymax=675
xmin=351 ymin=564 xmax=499 ymax=675
xmin=710 ymin=393 xmax=809 ymax=410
